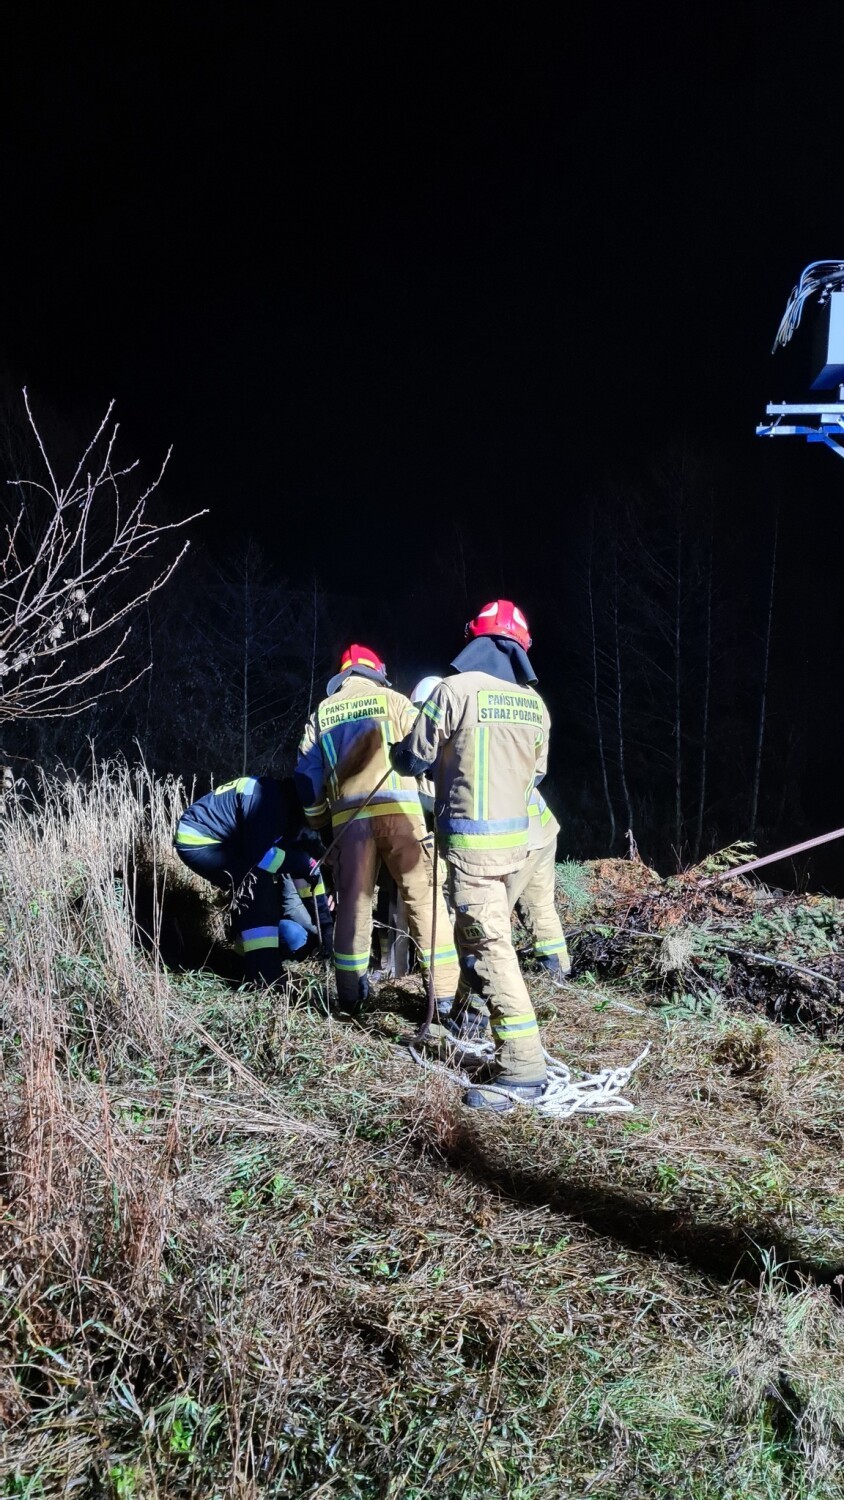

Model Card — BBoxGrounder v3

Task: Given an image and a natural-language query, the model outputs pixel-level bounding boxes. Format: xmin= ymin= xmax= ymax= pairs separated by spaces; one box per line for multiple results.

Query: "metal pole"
xmin=413 ymin=836 xmax=439 ymax=1043
xmin=698 ymin=826 xmax=844 ymax=887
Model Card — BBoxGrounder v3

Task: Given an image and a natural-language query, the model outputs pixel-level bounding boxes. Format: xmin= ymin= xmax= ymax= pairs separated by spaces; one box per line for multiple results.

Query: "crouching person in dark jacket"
xmin=174 ymin=775 xmax=321 ymax=985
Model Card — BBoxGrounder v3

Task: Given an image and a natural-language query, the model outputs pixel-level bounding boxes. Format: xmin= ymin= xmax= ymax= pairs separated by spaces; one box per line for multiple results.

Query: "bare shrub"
xmin=0 ymin=390 xmax=203 ymax=721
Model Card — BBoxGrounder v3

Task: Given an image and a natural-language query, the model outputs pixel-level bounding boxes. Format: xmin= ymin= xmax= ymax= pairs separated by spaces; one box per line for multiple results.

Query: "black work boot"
xmin=463 ymin=1078 xmax=547 ymax=1113
xmin=335 ymin=972 xmax=369 ymax=1017
xmin=538 ymin=953 xmax=571 ymax=986
xmin=446 ymin=1012 xmax=489 ymax=1042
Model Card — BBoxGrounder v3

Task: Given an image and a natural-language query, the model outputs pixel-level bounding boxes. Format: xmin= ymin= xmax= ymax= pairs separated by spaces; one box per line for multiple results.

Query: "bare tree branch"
xmin=0 ymin=390 xmax=206 ymax=722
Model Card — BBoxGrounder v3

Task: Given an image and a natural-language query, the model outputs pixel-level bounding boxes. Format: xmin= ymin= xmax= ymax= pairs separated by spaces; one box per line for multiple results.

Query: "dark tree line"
xmin=1 ymin=389 xmax=838 ymax=879
xmin=541 ymin=451 xmax=807 ymax=872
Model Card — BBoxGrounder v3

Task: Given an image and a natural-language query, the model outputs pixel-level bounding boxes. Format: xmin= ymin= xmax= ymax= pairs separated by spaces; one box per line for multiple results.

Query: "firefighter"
xmin=390 ymin=601 xmax=550 ymax=1111
xmin=174 ymin=776 xmax=320 ymax=985
xmin=507 ymin=787 xmax=571 ymax=979
xmin=294 ymin=643 xmax=460 ymax=1016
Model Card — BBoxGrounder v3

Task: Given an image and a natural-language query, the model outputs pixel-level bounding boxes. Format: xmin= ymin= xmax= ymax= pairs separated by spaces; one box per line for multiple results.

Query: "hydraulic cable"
xmin=774 ymin=260 xmax=844 ymax=351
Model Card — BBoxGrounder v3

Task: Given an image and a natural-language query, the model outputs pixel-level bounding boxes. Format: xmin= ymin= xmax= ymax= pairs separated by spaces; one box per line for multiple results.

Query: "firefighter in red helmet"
xmin=295 ymin=643 xmax=459 ymax=1017
xmin=391 ymin=601 xmax=552 ymax=1111
xmin=467 ymin=600 xmax=532 ymax=647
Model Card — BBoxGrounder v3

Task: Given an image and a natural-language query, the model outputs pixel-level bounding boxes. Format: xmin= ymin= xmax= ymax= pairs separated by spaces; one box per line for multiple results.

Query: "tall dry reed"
xmin=0 ymin=764 xmax=191 ymax=1304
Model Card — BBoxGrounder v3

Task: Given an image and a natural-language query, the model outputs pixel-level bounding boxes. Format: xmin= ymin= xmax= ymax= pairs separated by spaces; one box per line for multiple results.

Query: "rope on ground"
xmin=407 ymin=1037 xmax=651 ymax=1119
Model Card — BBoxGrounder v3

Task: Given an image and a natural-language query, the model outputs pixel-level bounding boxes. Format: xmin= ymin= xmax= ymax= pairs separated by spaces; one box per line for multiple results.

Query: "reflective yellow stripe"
xmin=320 ymin=731 xmax=340 ymax=801
xmin=528 ymin=798 xmax=553 ymax=826
xmin=535 ymin=938 xmax=570 ymax=956
xmin=214 ymin=777 xmax=257 ymax=796
xmin=445 ymin=830 xmax=528 ymax=849
xmin=331 ymin=799 xmax=422 ymax=827
xmin=492 ymin=1014 xmax=540 ymax=1039
xmin=418 ymin=944 xmax=458 ymax=966
xmin=334 ymin=950 xmax=370 ymax=973
xmin=176 ymin=829 xmax=221 ymax=846
xmin=473 ymin=726 xmax=489 ymax=822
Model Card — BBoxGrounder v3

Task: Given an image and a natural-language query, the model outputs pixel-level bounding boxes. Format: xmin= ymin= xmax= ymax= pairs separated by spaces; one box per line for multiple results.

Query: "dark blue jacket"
xmin=176 ymin=776 xmax=301 ymax=876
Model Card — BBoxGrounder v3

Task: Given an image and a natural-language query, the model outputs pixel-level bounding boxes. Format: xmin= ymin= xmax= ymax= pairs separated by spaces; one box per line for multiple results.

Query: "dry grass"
xmin=2 ymin=767 xmax=844 ymax=1497
xmin=364 ymin=979 xmax=844 ymax=1283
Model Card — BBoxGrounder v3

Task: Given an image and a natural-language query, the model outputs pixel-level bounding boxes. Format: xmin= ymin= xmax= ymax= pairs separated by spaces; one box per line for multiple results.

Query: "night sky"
xmin=3 ymin=4 xmax=842 ymax=555
xmin=1 ymin=2 xmax=843 ymax=856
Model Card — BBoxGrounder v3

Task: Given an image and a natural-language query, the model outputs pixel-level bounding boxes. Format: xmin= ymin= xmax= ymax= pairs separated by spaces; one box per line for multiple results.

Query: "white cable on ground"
xmin=407 ymin=1037 xmax=651 ymax=1118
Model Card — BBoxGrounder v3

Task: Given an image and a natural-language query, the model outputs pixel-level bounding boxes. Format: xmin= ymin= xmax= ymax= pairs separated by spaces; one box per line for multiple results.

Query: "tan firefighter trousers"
xmin=449 ymin=867 xmax=547 ymax=1086
xmin=332 ymin=813 xmax=459 ymax=1011
xmin=505 ymin=841 xmax=571 ymax=971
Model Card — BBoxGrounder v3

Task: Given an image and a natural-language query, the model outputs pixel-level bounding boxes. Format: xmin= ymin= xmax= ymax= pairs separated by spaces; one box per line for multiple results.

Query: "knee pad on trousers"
xmin=452 ymin=955 xmax=489 ymax=1030
xmin=458 ymin=952 xmax=486 ymax=998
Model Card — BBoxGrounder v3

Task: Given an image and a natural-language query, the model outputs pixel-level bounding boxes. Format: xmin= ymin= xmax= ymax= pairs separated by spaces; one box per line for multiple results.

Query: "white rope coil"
xmin=408 ymin=1038 xmax=651 ymax=1119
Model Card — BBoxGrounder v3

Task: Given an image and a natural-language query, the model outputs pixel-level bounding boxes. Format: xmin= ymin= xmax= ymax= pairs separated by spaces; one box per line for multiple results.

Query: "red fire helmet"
xmin=339 ymin=643 xmax=387 ymax=676
xmin=465 ymin=600 xmax=532 ymax=650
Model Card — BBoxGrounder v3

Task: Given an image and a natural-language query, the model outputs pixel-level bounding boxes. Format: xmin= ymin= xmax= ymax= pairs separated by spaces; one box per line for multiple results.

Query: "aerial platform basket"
xmin=758 ymin=260 xmax=844 ymax=459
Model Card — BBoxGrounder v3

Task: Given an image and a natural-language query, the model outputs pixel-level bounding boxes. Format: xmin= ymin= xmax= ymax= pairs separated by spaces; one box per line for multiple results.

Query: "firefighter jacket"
xmin=295 ymin=675 xmax=425 ymax=830
xmin=527 ymin=787 xmax=559 ymax=851
xmin=391 ymin=671 xmax=551 ymax=876
xmin=175 ymin=776 xmax=290 ymax=875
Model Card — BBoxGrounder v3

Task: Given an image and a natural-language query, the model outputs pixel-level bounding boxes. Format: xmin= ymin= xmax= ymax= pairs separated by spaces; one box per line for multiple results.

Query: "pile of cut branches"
xmin=556 ymin=853 xmax=844 ymax=1040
